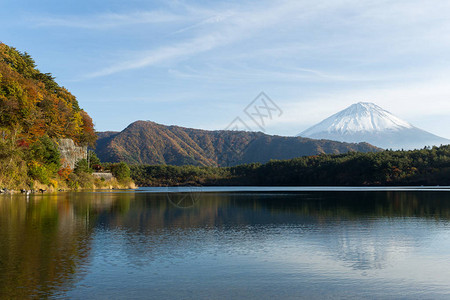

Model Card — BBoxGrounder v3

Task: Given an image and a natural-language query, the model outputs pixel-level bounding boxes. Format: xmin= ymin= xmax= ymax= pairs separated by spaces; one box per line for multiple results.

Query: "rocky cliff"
xmin=57 ymin=139 xmax=87 ymax=169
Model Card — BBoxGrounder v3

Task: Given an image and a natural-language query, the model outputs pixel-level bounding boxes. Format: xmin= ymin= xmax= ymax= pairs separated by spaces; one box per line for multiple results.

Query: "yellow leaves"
xmin=5 ymin=80 xmax=24 ymax=98
xmin=49 ymin=179 xmax=58 ymax=188
xmin=36 ymin=92 xmax=43 ymax=102
xmin=0 ymin=42 xmax=97 ymax=146
xmin=28 ymin=160 xmax=43 ymax=169
xmin=71 ymin=111 xmax=83 ymax=135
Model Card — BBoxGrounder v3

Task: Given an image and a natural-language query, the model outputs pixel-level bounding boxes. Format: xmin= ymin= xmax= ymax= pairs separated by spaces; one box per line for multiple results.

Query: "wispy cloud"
xmin=30 ymin=11 xmax=185 ymax=29
xmin=83 ymin=0 xmax=450 ymax=79
xmin=85 ymin=33 xmax=229 ymax=78
xmin=171 ymin=11 xmax=235 ymax=35
xmin=167 ymin=65 xmax=397 ymax=84
xmin=84 ymin=1 xmax=323 ymax=78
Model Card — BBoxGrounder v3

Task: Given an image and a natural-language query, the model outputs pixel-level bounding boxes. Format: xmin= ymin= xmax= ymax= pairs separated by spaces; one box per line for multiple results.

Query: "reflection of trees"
xmin=1 ymin=190 xmax=449 ymax=298
xmin=43 ymin=191 xmax=446 ymax=236
xmin=236 ymin=191 xmax=450 ymax=220
xmin=0 ymin=191 xmax=136 ymax=298
xmin=82 ymin=191 xmax=450 ymax=236
xmin=0 ymin=194 xmax=93 ymax=298
xmin=88 ymin=191 xmax=450 ymax=272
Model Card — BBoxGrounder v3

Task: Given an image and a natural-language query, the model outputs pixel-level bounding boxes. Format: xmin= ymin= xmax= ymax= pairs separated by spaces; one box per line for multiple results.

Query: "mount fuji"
xmin=298 ymin=102 xmax=450 ymax=150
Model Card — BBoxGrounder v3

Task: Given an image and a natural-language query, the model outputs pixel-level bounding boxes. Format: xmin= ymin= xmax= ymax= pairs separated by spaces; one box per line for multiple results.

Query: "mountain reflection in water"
xmin=1 ymin=190 xmax=450 ymax=299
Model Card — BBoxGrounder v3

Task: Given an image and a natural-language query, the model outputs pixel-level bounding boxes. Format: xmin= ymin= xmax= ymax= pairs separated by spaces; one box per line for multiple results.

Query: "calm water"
xmin=1 ymin=188 xmax=450 ymax=299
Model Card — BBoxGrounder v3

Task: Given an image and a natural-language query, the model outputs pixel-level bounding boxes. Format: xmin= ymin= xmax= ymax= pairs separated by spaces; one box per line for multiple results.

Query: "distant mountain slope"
xmin=96 ymin=121 xmax=380 ymax=166
xmin=299 ymin=102 xmax=450 ymax=150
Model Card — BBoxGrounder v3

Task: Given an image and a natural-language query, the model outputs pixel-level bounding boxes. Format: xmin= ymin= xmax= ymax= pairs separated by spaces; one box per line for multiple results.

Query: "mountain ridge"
xmin=95 ymin=120 xmax=381 ymax=166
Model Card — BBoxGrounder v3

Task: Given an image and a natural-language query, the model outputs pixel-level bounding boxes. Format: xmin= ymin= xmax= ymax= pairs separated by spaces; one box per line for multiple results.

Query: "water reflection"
xmin=0 ymin=193 xmax=89 ymax=298
xmin=1 ymin=191 xmax=450 ymax=298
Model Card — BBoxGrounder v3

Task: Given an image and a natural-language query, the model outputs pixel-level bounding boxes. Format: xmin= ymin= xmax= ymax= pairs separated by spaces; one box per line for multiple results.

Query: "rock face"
xmin=57 ymin=139 xmax=87 ymax=169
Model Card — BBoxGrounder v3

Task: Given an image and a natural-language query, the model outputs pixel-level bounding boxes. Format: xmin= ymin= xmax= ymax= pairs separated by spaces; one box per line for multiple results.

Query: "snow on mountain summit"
xmin=301 ymin=102 xmax=413 ymax=136
xmin=299 ymin=102 xmax=450 ymax=150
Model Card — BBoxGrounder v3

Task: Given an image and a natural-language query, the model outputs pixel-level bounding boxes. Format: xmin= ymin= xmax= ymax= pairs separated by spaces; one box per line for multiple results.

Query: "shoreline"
xmin=137 ymin=185 xmax=450 ymax=192
xmin=0 ymin=186 xmax=138 ymax=195
xmin=3 ymin=185 xmax=450 ymax=195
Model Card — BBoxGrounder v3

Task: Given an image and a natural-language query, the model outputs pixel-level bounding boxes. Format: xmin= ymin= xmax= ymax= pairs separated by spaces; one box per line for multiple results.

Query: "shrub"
xmin=58 ymin=165 xmax=72 ymax=180
xmin=67 ymin=171 xmax=94 ymax=189
xmin=28 ymin=161 xmax=52 ymax=185
xmin=111 ymin=162 xmax=131 ymax=183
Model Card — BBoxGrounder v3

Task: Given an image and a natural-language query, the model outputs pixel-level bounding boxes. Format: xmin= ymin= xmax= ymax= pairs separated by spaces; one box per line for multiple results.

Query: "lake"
xmin=1 ymin=187 xmax=450 ymax=299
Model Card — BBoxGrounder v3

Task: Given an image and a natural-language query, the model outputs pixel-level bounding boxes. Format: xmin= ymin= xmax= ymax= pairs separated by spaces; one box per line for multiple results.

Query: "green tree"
xmin=30 ymin=135 xmax=61 ymax=171
xmin=88 ymin=150 xmax=101 ymax=167
xmin=74 ymin=159 xmax=92 ymax=174
xmin=111 ymin=162 xmax=131 ymax=183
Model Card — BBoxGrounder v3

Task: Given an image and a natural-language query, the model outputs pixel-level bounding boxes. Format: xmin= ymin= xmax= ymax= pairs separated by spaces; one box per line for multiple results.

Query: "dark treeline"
xmin=131 ymin=145 xmax=450 ymax=186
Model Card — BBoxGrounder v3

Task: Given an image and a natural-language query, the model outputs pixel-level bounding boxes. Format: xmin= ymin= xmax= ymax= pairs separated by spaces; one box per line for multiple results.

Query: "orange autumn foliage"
xmin=58 ymin=164 xmax=73 ymax=181
xmin=0 ymin=43 xmax=97 ymax=146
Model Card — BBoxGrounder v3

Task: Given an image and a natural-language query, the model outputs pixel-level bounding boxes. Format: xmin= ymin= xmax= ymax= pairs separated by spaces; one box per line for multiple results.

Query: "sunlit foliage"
xmin=0 ymin=43 xmax=98 ymax=188
xmin=0 ymin=43 xmax=96 ymax=146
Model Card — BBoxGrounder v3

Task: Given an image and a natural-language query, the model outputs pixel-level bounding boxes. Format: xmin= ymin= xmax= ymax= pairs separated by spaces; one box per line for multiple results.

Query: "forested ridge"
xmin=0 ymin=43 xmax=133 ymax=189
xmin=131 ymin=145 xmax=450 ymax=186
xmin=95 ymin=120 xmax=380 ymax=166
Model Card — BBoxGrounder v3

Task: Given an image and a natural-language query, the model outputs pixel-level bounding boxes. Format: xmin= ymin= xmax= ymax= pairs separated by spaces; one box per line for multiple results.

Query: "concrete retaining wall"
xmin=92 ymin=172 xmax=114 ymax=180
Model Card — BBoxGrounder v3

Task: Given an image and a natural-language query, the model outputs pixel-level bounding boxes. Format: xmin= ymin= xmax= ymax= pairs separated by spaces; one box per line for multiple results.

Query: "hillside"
xmin=96 ymin=120 xmax=380 ymax=166
xmin=0 ymin=43 xmax=96 ymax=146
xmin=0 ymin=43 xmax=102 ymax=189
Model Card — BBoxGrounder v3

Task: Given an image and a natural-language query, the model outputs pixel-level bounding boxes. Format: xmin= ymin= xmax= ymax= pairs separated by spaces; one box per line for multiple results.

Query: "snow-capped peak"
xmin=300 ymin=102 xmax=413 ymax=136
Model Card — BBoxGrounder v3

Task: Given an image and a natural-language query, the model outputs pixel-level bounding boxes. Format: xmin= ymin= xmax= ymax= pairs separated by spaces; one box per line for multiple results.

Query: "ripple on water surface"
xmin=1 ymin=190 xmax=450 ymax=299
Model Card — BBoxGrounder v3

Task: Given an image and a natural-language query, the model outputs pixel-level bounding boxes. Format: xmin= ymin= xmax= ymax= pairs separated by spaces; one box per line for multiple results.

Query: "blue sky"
xmin=2 ymin=0 xmax=450 ymax=137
